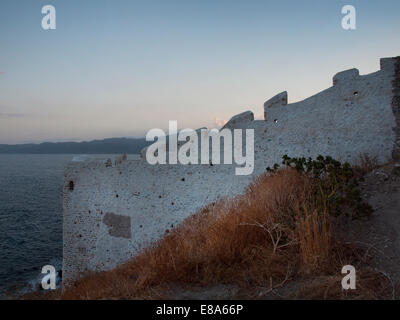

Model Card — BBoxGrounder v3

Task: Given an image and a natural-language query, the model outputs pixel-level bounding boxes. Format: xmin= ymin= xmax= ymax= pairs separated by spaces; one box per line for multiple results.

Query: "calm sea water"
xmin=0 ymin=154 xmax=133 ymax=296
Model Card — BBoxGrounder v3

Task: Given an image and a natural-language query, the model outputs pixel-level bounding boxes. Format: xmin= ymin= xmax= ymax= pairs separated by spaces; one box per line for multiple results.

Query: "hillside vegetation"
xmin=32 ymin=155 xmax=398 ymax=300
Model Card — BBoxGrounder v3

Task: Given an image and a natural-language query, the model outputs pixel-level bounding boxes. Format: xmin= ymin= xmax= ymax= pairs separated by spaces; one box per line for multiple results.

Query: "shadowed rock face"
xmin=392 ymin=57 xmax=400 ymax=161
xmin=103 ymin=212 xmax=132 ymax=239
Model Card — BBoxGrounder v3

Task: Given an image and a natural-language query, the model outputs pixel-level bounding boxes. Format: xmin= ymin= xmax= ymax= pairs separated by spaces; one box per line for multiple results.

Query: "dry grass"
xmin=293 ymin=269 xmax=397 ymax=300
xmin=29 ymin=166 xmax=391 ymax=300
xmin=353 ymin=154 xmax=379 ymax=178
xmin=297 ymin=208 xmax=331 ymax=271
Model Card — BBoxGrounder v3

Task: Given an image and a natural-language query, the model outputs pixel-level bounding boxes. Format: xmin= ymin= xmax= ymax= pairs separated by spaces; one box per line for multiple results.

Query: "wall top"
xmin=332 ymin=68 xmax=359 ymax=86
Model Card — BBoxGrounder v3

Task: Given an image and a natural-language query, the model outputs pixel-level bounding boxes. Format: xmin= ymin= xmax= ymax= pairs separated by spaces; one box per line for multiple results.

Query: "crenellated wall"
xmin=62 ymin=57 xmax=399 ymax=285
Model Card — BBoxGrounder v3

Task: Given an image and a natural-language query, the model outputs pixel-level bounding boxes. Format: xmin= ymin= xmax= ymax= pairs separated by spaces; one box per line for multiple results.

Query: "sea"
xmin=0 ymin=154 xmax=136 ymax=297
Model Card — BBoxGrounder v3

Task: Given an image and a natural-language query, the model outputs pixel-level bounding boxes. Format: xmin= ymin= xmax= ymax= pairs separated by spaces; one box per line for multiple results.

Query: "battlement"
xmin=333 ymin=68 xmax=360 ymax=85
xmin=223 ymin=111 xmax=254 ymax=129
xmin=263 ymin=91 xmax=288 ymax=120
xmin=381 ymin=57 xmax=397 ymax=73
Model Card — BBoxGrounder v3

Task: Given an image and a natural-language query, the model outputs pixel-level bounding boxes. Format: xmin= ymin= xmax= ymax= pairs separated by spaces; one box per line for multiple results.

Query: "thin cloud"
xmin=0 ymin=112 xmax=32 ymax=118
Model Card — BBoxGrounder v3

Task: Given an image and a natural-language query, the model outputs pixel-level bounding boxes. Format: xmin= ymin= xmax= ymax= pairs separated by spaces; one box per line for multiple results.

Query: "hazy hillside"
xmin=0 ymin=138 xmax=150 ymax=154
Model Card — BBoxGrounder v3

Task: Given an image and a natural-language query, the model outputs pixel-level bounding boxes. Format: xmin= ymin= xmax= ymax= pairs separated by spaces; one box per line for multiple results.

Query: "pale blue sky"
xmin=0 ymin=0 xmax=399 ymax=143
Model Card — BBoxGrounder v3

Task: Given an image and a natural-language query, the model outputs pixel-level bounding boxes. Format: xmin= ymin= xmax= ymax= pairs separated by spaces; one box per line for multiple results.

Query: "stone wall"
xmin=62 ymin=56 xmax=399 ymax=285
xmin=391 ymin=57 xmax=400 ymax=160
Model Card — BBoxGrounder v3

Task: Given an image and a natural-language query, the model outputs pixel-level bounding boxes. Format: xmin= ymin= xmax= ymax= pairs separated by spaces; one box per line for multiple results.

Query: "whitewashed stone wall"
xmin=63 ymin=56 xmax=399 ymax=285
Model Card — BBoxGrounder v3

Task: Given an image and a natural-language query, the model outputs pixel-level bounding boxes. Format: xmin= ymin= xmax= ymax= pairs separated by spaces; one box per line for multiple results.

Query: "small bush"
xmin=267 ymin=155 xmax=373 ymax=218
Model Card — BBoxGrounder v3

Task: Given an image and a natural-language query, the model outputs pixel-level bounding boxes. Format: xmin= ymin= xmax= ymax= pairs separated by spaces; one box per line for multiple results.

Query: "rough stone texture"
xmin=332 ymin=68 xmax=360 ymax=86
xmin=263 ymin=91 xmax=287 ymax=120
xmin=223 ymin=111 xmax=254 ymax=130
xmin=391 ymin=57 xmax=400 ymax=160
xmin=62 ymin=57 xmax=399 ymax=285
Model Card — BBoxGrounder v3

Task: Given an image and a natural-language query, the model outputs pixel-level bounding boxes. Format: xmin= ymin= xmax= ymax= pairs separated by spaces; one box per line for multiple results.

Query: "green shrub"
xmin=267 ymin=155 xmax=372 ymax=218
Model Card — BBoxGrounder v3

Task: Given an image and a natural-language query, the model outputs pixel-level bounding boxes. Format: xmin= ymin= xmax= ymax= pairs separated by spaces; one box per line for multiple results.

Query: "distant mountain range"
xmin=0 ymin=138 xmax=151 ymax=154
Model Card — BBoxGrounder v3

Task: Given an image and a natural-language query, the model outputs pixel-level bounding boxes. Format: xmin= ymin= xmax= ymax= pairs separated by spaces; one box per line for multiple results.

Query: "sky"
xmin=0 ymin=0 xmax=399 ymax=144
